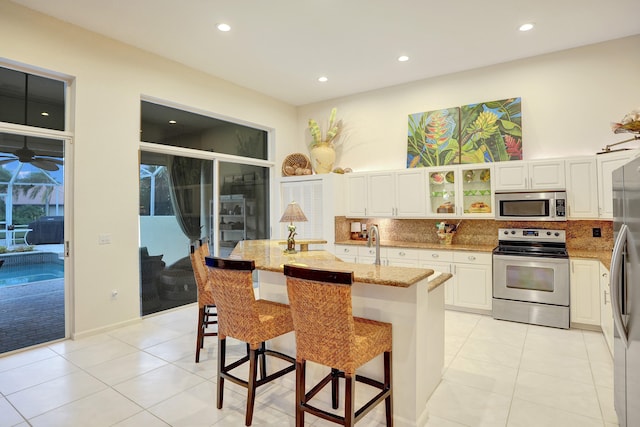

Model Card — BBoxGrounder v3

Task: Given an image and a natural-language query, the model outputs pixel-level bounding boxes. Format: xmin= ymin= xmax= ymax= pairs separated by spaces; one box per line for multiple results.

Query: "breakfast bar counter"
xmin=228 ymin=240 xmax=451 ymax=426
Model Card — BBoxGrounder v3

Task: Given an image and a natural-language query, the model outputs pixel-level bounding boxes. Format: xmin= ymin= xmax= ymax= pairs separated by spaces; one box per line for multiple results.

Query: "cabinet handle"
xmin=468 ymin=255 xmax=476 ymax=261
xmin=432 ymin=254 xmax=439 ymax=258
xmin=602 ymin=272 xmax=608 ymax=278
xmin=399 ymin=252 xmax=405 ymax=257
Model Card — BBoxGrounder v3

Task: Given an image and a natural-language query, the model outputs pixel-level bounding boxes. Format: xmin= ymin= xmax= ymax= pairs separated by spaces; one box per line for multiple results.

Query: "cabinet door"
xmin=600 ymin=264 xmax=613 ymax=356
xmin=422 ymin=260 xmax=453 ymax=305
xmin=426 ymin=167 xmax=457 ymax=216
xmin=570 ymin=259 xmax=601 ymax=326
xmin=452 ymin=262 xmax=492 ymax=311
xmin=367 ymin=172 xmax=395 ymax=217
xmin=529 ymin=160 xmax=565 ymax=190
xmin=597 ymin=151 xmax=637 ymax=218
xmin=565 ymin=158 xmax=599 ymax=218
xmin=395 ymin=169 xmax=426 ymax=217
xmin=460 ymin=165 xmax=494 ymax=217
xmin=345 ymin=173 xmax=368 ymax=217
xmin=494 ymin=162 xmax=528 ymax=191
xmin=281 ymin=179 xmax=323 ymax=239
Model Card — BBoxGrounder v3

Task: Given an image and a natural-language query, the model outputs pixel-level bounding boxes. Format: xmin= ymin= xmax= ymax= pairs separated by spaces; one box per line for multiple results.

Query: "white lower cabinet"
xmin=420 ymin=250 xmax=454 ymax=305
xmin=357 ymin=246 xmax=388 ymax=265
xmin=570 ymin=259 xmax=601 ymax=326
xmin=600 ymin=263 xmax=613 ymax=355
xmin=334 ymin=245 xmax=357 ymax=263
xmin=451 ymin=251 xmax=493 ymax=312
xmin=386 ymin=247 xmax=420 ymax=267
xmin=421 ymin=250 xmax=491 ymax=312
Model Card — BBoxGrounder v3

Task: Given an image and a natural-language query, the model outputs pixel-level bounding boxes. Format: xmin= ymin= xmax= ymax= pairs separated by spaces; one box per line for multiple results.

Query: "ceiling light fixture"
xmin=217 ymin=23 xmax=231 ymax=32
xmin=318 ymin=76 xmax=328 ymax=83
xmin=40 ymin=112 xmax=49 ymax=116
xmin=518 ymin=23 xmax=534 ymax=32
xmin=398 ymin=55 xmax=410 ymax=62
xmin=169 ymin=120 xmax=177 ymax=124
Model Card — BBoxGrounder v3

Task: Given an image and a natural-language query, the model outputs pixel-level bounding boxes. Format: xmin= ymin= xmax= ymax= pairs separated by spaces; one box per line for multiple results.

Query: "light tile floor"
xmin=0 ymin=306 xmax=618 ymax=426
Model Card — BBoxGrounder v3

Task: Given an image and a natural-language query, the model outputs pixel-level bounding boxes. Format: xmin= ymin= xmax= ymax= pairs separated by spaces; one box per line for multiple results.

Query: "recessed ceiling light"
xmin=318 ymin=76 xmax=328 ymax=83
xmin=40 ymin=112 xmax=49 ymax=116
xmin=518 ymin=23 xmax=534 ymax=32
xmin=398 ymin=55 xmax=410 ymax=62
xmin=169 ymin=120 xmax=177 ymax=124
xmin=217 ymin=23 xmax=231 ymax=32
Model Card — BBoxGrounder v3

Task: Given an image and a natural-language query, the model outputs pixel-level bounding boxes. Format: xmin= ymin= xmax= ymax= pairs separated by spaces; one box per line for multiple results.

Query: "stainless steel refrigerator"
xmin=612 ymin=156 xmax=640 ymax=427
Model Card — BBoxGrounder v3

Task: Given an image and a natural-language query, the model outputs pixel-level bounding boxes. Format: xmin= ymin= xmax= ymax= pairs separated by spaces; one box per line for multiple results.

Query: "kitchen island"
xmin=227 ymin=240 xmax=451 ymax=427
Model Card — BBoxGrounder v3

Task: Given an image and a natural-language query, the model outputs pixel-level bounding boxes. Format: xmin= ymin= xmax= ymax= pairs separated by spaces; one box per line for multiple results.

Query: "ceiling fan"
xmin=0 ymin=139 xmax=63 ymax=171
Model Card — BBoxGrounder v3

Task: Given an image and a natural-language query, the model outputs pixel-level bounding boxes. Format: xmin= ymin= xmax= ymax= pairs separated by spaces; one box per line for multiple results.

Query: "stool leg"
xmin=331 ymin=368 xmax=340 ymax=409
xmin=295 ymin=360 xmax=306 ymax=427
xmin=384 ymin=351 xmax=393 ymax=426
xmin=195 ymin=307 xmax=205 ymax=363
xmin=217 ymin=337 xmax=225 ymax=409
xmin=344 ymin=373 xmax=355 ymax=427
xmin=245 ymin=348 xmax=258 ymax=426
xmin=259 ymin=342 xmax=267 ymax=380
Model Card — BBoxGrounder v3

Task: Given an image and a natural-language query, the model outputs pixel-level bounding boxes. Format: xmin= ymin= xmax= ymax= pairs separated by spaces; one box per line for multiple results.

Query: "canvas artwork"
xmin=407 ymin=97 xmax=522 ymax=167
xmin=407 ymin=107 xmax=460 ymax=167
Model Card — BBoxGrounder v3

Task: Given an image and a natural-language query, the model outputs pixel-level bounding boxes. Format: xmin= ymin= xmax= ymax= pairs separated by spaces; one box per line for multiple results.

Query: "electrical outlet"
xmin=111 ymin=289 xmax=119 ymax=298
xmin=98 ymin=233 xmax=112 ymax=245
xmin=592 ymin=228 xmax=601 ymax=238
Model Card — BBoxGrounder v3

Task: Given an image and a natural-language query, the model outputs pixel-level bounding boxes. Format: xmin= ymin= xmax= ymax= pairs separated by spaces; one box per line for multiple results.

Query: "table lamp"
xmin=350 ymin=222 xmax=361 ymax=239
xmin=279 ymin=201 xmax=308 ymax=254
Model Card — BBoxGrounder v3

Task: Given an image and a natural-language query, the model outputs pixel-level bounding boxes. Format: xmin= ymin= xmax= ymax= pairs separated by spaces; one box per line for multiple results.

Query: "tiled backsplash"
xmin=335 ymin=216 xmax=613 ymax=252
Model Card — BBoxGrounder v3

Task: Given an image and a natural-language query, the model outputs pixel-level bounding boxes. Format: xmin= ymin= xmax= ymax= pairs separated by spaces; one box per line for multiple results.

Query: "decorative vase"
xmin=310 ymin=143 xmax=336 ymax=174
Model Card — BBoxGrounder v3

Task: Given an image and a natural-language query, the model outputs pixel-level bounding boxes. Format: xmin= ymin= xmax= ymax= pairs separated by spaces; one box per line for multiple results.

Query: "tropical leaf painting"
xmin=460 ymin=97 xmax=522 ymax=163
xmin=407 ymin=97 xmax=522 ymax=167
xmin=407 ymin=107 xmax=460 ymax=167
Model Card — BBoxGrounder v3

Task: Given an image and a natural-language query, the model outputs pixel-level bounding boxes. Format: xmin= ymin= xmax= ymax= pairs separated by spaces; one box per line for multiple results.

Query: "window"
xmin=0 ymin=67 xmax=65 ymax=131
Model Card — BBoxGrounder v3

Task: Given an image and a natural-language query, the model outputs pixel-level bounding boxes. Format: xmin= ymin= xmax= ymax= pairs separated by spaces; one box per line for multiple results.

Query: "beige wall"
xmin=0 ymin=1 xmax=298 ymax=336
xmin=297 ymin=35 xmax=640 ymax=172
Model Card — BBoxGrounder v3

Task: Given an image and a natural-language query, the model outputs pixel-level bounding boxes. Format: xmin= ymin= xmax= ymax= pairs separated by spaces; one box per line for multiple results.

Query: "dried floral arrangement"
xmin=308 ymin=107 xmax=343 ymax=149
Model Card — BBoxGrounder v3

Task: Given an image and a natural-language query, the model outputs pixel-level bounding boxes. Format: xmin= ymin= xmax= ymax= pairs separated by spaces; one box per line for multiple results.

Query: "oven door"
xmin=493 ymin=254 xmax=569 ymax=306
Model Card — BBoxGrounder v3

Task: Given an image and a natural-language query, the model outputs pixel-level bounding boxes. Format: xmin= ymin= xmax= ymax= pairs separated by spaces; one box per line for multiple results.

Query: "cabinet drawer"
xmin=421 ymin=250 xmax=454 ymax=262
xmin=335 ymin=245 xmax=357 ymax=255
xmin=357 ymin=246 xmax=388 ymax=258
xmin=386 ymin=247 xmax=419 ymax=260
xmin=453 ymin=251 xmax=492 ymax=265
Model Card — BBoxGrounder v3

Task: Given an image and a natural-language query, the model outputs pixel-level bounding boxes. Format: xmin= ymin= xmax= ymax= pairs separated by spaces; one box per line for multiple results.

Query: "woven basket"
xmin=282 ymin=153 xmax=312 ymax=176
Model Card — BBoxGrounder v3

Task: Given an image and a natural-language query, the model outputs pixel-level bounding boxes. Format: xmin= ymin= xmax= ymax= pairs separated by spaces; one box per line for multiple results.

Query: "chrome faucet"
xmin=367 ymin=224 xmax=381 ymax=265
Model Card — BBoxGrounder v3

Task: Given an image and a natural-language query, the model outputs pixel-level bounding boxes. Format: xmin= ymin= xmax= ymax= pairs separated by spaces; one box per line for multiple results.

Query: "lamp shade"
xmin=279 ymin=201 xmax=308 ymax=223
xmin=350 ymin=222 xmax=361 ymax=233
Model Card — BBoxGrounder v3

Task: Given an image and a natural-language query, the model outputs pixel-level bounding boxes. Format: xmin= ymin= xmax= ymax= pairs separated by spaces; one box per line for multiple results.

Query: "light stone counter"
xmin=225 ymin=239 xmax=448 ymax=426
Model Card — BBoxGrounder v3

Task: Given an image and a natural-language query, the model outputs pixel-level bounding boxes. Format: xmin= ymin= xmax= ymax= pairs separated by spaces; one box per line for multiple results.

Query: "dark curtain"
xmin=167 ymin=156 xmax=211 ymax=243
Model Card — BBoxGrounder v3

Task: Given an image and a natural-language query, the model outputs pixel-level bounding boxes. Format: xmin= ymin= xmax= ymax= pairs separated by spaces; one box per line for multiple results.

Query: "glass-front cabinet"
xmin=426 ymin=165 xmax=494 ymax=217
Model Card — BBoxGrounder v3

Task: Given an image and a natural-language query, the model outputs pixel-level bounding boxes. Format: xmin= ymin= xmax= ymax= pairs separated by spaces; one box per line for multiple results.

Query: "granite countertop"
xmin=230 ymin=240 xmax=450 ymax=290
xmin=568 ymin=249 xmax=612 ymax=270
xmin=335 ymin=239 xmax=496 ymax=253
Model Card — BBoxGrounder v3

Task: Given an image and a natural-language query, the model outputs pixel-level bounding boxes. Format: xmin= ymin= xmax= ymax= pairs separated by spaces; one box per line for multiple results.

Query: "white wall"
xmin=0 ymin=2 xmax=298 ymax=336
xmin=297 ymin=35 xmax=640 ymax=172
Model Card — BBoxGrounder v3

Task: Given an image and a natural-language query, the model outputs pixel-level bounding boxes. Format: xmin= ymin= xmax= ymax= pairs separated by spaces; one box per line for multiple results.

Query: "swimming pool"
xmin=0 ymin=262 xmax=64 ymax=287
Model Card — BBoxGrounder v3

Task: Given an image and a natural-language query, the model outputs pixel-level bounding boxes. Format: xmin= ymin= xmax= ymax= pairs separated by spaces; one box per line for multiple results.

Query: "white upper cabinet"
xmin=426 ymin=165 xmax=494 ymax=218
xmin=346 ymin=169 xmax=426 ymax=218
xmin=494 ymin=160 xmax=565 ymax=191
xmin=344 ymin=173 xmax=368 ymax=217
xmin=565 ymin=157 xmax=599 ymax=219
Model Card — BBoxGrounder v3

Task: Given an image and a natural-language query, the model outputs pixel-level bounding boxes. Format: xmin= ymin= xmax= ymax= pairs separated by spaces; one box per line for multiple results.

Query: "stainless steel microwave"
xmin=495 ymin=191 xmax=567 ymax=221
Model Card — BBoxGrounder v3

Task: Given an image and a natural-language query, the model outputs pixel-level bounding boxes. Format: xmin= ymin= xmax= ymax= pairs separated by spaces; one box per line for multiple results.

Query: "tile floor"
xmin=0 ymin=306 xmax=618 ymax=426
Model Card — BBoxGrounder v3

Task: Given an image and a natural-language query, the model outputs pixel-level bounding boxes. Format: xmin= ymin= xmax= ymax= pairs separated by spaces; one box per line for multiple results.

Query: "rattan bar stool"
xmin=284 ymin=264 xmax=393 ymax=427
xmin=190 ymin=239 xmax=218 ymax=363
xmin=205 ymin=256 xmax=296 ymax=426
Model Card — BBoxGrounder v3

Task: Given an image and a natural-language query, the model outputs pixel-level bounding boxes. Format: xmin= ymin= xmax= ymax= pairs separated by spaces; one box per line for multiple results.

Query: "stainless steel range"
xmin=492 ymin=228 xmax=570 ymax=329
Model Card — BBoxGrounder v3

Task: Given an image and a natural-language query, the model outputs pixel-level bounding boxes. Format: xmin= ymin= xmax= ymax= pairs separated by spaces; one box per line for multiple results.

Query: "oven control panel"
xmin=498 ymin=228 xmax=566 ymax=243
